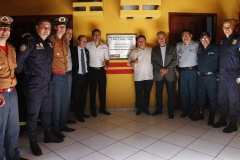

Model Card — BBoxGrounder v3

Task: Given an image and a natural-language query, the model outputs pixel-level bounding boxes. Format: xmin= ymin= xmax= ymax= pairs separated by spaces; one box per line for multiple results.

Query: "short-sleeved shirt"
xmin=86 ymin=41 xmax=109 ymax=67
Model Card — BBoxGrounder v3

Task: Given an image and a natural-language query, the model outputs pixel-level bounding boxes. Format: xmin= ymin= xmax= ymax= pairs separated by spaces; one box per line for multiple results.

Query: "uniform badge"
xmin=57 ymin=53 xmax=59 ymax=56
xmin=197 ymin=48 xmax=201 ymax=54
xmin=178 ymin=49 xmax=183 ymax=54
xmin=39 ymin=43 xmax=43 ymax=47
xmin=20 ymin=44 xmax=27 ymax=52
xmin=36 ymin=43 xmax=44 ymax=49
xmin=48 ymin=42 xmax=53 ymax=48
xmin=232 ymin=39 xmax=237 ymax=44
xmin=220 ymin=40 xmax=223 ymax=45
xmin=208 ymin=52 xmax=214 ymax=55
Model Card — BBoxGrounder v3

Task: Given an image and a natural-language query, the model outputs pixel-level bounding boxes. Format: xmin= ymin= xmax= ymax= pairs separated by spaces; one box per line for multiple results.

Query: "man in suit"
xmin=71 ymin=35 xmax=90 ymax=122
xmin=151 ymin=31 xmax=177 ymax=119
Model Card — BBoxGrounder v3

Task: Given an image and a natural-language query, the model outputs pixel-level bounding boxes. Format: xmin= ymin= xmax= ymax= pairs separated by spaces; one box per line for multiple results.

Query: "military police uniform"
xmin=50 ymin=17 xmax=73 ymax=134
xmin=196 ymin=32 xmax=219 ymax=125
xmin=0 ymin=16 xmax=21 ymax=160
xmin=176 ymin=40 xmax=199 ymax=118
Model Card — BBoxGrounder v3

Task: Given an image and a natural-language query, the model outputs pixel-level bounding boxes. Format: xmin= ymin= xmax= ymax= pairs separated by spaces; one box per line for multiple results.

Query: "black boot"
xmin=223 ymin=118 xmax=238 ymax=133
xmin=207 ymin=112 xmax=215 ymax=126
xmin=212 ymin=115 xmax=227 ymax=128
xmin=44 ymin=128 xmax=64 ymax=143
xmin=195 ymin=108 xmax=204 ymax=121
xmin=29 ymin=135 xmax=42 ymax=156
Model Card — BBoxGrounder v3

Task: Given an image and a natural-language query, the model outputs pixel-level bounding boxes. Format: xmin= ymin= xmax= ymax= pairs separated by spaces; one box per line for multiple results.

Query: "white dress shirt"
xmin=77 ymin=46 xmax=88 ymax=74
xmin=160 ymin=45 xmax=166 ymax=67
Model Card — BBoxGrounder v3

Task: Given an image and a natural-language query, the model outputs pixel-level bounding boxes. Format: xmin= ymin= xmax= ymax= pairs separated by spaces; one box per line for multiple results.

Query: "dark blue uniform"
xmin=218 ymin=32 xmax=240 ymax=118
xmin=16 ymin=34 xmax=53 ymax=137
xmin=197 ymin=44 xmax=219 ymax=113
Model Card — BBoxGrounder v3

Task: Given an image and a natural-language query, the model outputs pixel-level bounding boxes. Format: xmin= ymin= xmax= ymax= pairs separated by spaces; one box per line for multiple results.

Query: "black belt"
xmin=179 ymin=66 xmax=197 ymax=70
xmin=90 ymin=67 xmax=104 ymax=70
xmin=197 ymin=71 xmax=216 ymax=76
xmin=66 ymin=71 xmax=72 ymax=74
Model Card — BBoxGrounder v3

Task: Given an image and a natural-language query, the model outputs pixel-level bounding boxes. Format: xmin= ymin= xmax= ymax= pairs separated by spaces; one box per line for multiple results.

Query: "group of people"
xmin=128 ymin=19 xmax=240 ymax=134
xmin=0 ymin=15 xmax=111 ymax=159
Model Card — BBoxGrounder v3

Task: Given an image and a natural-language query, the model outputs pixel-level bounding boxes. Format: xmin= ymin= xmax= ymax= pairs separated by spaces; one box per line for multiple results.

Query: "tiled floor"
xmin=18 ymin=109 xmax=240 ymax=160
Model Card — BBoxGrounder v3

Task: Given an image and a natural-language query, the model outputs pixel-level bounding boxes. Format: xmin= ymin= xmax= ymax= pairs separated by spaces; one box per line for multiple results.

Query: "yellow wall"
xmin=1 ymin=0 xmax=240 ymax=109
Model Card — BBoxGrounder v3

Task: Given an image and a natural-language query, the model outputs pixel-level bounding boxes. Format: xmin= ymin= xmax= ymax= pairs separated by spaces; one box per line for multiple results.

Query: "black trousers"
xmin=72 ymin=73 xmax=88 ymax=118
xmin=89 ymin=67 xmax=106 ymax=112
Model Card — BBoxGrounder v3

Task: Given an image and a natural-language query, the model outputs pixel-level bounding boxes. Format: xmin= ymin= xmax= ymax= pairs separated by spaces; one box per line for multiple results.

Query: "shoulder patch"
xmin=20 ymin=44 xmax=27 ymax=52
xmin=232 ymin=39 xmax=237 ymax=44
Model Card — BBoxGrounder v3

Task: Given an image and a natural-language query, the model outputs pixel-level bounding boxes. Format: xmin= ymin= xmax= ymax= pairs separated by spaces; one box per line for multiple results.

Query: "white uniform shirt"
xmin=86 ymin=41 xmax=109 ymax=67
xmin=66 ymin=44 xmax=72 ymax=72
xmin=127 ymin=46 xmax=153 ymax=81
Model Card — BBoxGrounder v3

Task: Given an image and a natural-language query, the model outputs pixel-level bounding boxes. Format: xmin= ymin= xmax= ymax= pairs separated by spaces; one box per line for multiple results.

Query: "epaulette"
xmin=176 ymin=42 xmax=182 ymax=46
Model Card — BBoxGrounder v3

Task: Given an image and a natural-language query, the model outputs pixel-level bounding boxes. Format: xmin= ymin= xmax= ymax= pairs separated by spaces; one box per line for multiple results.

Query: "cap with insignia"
xmin=53 ymin=16 xmax=68 ymax=25
xmin=200 ymin=31 xmax=211 ymax=38
xmin=0 ymin=15 xmax=13 ymax=27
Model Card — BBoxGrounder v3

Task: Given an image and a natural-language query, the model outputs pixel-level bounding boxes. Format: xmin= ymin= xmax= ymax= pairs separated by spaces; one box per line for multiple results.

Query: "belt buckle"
xmin=7 ymin=88 xmax=11 ymax=92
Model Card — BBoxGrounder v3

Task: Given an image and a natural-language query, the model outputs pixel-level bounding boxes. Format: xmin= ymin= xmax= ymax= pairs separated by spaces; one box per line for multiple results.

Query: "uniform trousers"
xmin=197 ymin=74 xmax=218 ymax=113
xmin=67 ymin=73 xmax=72 ymax=119
xmin=0 ymin=89 xmax=20 ymax=160
xmin=218 ymin=79 xmax=240 ymax=118
xmin=179 ymin=69 xmax=197 ymax=115
xmin=52 ymin=74 xmax=69 ymax=131
xmin=72 ymin=73 xmax=88 ymax=118
xmin=155 ymin=76 xmax=175 ymax=114
xmin=89 ymin=67 xmax=106 ymax=112
xmin=134 ymin=80 xmax=153 ymax=111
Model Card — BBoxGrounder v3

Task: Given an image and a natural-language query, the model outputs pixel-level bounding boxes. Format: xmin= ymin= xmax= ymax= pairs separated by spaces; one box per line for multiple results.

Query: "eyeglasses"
xmin=0 ymin=27 xmax=11 ymax=31
xmin=222 ymin=26 xmax=232 ymax=30
xmin=182 ymin=34 xmax=191 ymax=37
xmin=200 ymin=38 xmax=209 ymax=41
xmin=40 ymin=26 xmax=51 ymax=30
xmin=79 ymin=40 xmax=87 ymax=43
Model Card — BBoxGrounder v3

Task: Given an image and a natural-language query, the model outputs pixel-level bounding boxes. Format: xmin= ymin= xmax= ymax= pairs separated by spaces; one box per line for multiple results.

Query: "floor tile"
xmin=171 ymin=115 xmax=192 ymax=124
xmin=78 ymin=152 xmax=113 ymax=160
xmin=187 ymin=138 xmax=225 ymax=156
xmin=140 ymin=126 xmax=172 ymax=139
xmin=217 ymin=146 xmax=240 ymax=160
xmin=161 ymin=132 xmax=196 ymax=147
xmin=85 ymin=121 xmax=117 ymax=133
xmin=121 ymin=133 xmax=158 ymax=149
xmin=102 ymin=127 xmax=136 ymax=140
xmin=155 ymin=120 xmax=185 ymax=131
xmin=95 ymin=113 xmax=118 ymax=121
xmin=144 ymin=140 xmax=183 ymax=159
xmin=136 ymin=116 xmax=165 ymax=125
xmin=228 ymin=136 xmax=240 ymax=149
xmin=99 ymin=142 xmax=139 ymax=160
xmin=105 ymin=116 xmax=133 ymax=126
xmin=188 ymin=119 xmax=212 ymax=129
xmin=77 ymin=118 xmax=101 ymax=127
xmin=210 ymin=126 xmax=239 ymax=136
xmin=120 ymin=112 xmax=146 ymax=120
xmin=121 ymin=121 xmax=150 ymax=132
xmin=125 ymin=151 xmax=166 ymax=160
xmin=54 ymin=142 xmax=94 ymax=160
xmin=64 ymin=128 xmax=99 ymax=141
xmin=200 ymin=130 xmax=234 ymax=145
xmin=31 ymin=152 xmax=64 ymax=160
xmin=81 ymin=134 xmax=117 ymax=150
xmin=171 ymin=148 xmax=214 ymax=160
xmin=176 ymin=125 xmax=208 ymax=137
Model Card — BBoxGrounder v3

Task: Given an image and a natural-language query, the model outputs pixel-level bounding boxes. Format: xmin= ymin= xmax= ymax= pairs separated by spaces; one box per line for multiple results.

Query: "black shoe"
xmin=60 ymin=127 xmax=75 ymax=132
xmin=151 ymin=108 xmax=162 ymax=116
xmin=212 ymin=115 xmax=227 ymax=128
xmin=181 ymin=113 xmax=188 ymax=118
xmin=20 ymin=157 xmax=28 ymax=160
xmin=143 ymin=110 xmax=150 ymax=115
xmin=136 ymin=109 xmax=142 ymax=115
xmin=77 ymin=117 xmax=85 ymax=122
xmin=195 ymin=108 xmax=204 ymax=121
xmin=99 ymin=109 xmax=111 ymax=115
xmin=52 ymin=131 xmax=65 ymax=139
xmin=29 ymin=136 xmax=42 ymax=156
xmin=223 ymin=118 xmax=238 ymax=133
xmin=189 ymin=115 xmax=196 ymax=121
xmin=91 ymin=112 xmax=97 ymax=117
xmin=67 ymin=119 xmax=77 ymax=124
xmin=207 ymin=112 xmax=215 ymax=126
xmin=82 ymin=113 xmax=90 ymax=118
xmin=168 ymin=113 xmax=174 ymax=119
xmin=44 ymin=128 xmax=64 ymax=143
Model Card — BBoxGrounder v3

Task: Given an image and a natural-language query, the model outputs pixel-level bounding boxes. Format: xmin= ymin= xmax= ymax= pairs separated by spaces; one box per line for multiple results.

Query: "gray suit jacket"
xmin=151 ymin=44 xmax=177 ymax=82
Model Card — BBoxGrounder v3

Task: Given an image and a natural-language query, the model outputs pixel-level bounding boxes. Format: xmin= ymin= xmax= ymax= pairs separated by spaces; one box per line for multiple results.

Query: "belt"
xmin=90 ymin=67 xmax=104 ymax=70
xmin=197 ymin=71 xmax=216 ymax=76
xmin=0 ymin=87 xmax=15 ymax=93
xmin=66 ymin=71 xmax=72 ymax=74
xmin=179 ymin=66 xmax=197 ymax=70
xmin=52 ymin=71 xmax=66 ymax=74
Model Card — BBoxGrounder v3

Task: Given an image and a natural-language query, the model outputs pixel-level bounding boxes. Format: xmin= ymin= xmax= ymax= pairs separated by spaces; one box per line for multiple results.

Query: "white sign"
xmin=107 ymin=34 xmax=136 ymax=59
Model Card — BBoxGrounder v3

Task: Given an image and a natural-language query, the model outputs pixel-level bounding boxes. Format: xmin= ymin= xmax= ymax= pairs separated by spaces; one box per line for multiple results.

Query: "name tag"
xmin=208 ymin=52 xmax=214 ymax=55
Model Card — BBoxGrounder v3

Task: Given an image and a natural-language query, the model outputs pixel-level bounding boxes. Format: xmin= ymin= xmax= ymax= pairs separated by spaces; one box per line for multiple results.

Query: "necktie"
xmin=81 ymin=49 xmax=86 ymax=74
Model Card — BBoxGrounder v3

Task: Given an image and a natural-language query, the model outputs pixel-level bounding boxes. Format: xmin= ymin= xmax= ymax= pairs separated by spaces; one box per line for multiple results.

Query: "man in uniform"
xmin=213 ymin=19 xmax=240 ymax=133
xmin=128 ymin=35 xmax=153 ymax=115
xmin=71 ymin=35 xmax=90 ymax=122
xmin=16 ymin=18 xmax=63 ymax=156
xmin=0 ymin=15 xmax=27 ymax=160
xmin=86 ymin=29 xmax=111 ymax=117
xmin=63 ymin=27 xmax=77 ymax=124
xmin=175 ymin=29 xmax=199 ymax=120
xmin=195 ymin=31 xmax=219 ymax=126
xmin=51 ymin=17 xmax=75 ymax=138
xmin=151 ymin=31 xmax=177 ymax=119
